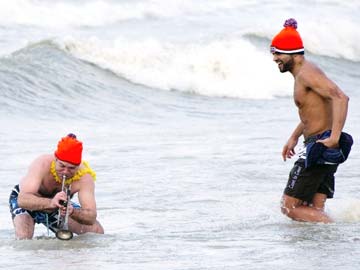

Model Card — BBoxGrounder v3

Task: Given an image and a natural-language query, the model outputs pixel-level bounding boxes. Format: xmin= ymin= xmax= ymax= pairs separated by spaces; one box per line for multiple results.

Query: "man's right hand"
xmin=282 ymin=137 xmax=298 ymax=161
xmin=50 ymin=191 xmax=67 ymax=209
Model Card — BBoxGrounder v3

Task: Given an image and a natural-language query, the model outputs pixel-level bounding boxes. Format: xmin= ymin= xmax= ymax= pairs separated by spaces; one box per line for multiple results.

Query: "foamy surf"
xmin=329 ymin=199 xmax=360 ymax=223
xmin=57 ymin=36 xmax=293 ymax=99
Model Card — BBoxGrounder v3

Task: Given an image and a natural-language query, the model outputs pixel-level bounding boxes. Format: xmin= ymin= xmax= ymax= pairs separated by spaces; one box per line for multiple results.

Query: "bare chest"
xmin=38 ymin=174 xmax=62 ymax=198
xmin=293 ymin=82 xmax=308 ymax=108
xmin=38 ymin=174 xmax=79 ymax=198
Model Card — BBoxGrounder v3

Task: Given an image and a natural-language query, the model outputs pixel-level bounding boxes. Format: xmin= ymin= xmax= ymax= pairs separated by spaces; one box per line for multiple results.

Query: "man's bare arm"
xmin=69 ymin=176 xmax=97 ymax=225
xmin=18 ymin=156 xmax=65 ymax=211
xmin=282 ymin=122 xmax=304 ymax=161
xmin=303 ymin=66 xmax=349 ymax=147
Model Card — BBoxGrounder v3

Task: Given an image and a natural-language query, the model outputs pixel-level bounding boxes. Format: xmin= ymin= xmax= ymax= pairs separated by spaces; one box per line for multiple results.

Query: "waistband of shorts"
xmin=303 ymin=130 xmax=331 ymax=146
xmin=304 ymin=135 xmax=317 ymax=145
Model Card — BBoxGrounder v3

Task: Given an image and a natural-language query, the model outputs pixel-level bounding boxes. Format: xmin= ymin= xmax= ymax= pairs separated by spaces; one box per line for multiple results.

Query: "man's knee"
xmin=13 ymin=214 xmax=35 ymax=239
xmin=93 ymin=221 xmax=104 ymax=234
xmin=280 ymin=194 xmax=301 ymax=219
xmin=69 ymin=219 xmax=104 ymax=235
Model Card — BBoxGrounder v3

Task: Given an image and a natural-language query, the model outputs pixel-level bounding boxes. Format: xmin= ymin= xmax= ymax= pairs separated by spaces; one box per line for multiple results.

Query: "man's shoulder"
xmin=301 ymin=60 xmax=324 ymax=75
xmin=30 ymin=154 xmax=54 ymax=170
xmin=34 ymin=154 xmax=53 ymax=161
xmin=297 ymin=61 xmax=326 ymax=85
xmin=20 ymin=155 xmax=54 ymax=189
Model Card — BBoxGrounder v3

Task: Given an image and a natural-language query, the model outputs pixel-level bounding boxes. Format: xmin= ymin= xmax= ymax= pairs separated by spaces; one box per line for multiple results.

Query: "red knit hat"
xmin=54 ymin=133 xmax=83 ymax=165
xmin=270 ymin=18 xmax=304 ymax=54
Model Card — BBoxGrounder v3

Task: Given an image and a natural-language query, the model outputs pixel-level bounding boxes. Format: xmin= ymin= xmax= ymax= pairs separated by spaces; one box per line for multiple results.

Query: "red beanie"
xmin=270 ymin=18 xmax=304 ymax=54
xmin=54 ymin=133 xmax=83 ymax=165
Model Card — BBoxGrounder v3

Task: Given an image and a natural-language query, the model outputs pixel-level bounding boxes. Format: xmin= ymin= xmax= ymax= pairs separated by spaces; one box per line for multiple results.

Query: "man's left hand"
xmin=316 ymin=137 xmax=339 ymax=148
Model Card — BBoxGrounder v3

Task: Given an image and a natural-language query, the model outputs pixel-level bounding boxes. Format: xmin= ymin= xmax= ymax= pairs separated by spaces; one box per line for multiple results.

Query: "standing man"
xmin=9 ymin=133 xmax=104 ymax=239
xmin=270 ymin=18 xmax=353 ymax=222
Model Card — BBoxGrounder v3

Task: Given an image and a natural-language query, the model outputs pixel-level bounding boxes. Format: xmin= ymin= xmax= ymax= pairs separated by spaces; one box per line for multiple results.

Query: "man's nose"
xmin=62 ymin=167 xmax=71 ymax=174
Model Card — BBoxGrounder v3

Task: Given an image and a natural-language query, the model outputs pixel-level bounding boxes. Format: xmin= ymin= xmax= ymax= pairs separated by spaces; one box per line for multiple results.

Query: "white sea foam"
xmin=59 ymin=36 xmax=293 ymax=99
xmin=329 ymin=199 xmax=360 ymax=223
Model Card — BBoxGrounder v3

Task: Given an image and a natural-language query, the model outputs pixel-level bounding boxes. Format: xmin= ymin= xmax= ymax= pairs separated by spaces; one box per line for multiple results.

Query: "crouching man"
xmin=9 ymin=133 xmax=104 ymax=239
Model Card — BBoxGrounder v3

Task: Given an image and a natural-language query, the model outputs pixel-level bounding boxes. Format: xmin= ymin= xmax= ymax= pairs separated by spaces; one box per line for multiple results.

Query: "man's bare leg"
xmin=68 ymin=218 xmax=104 ymax=235
xmin=13 ymin=214 xmax=35 ymax=239
xmin=311 ymin=193 xmax=327 ymax=210
xmin=281 ymin=194 xmax=332 ymax=223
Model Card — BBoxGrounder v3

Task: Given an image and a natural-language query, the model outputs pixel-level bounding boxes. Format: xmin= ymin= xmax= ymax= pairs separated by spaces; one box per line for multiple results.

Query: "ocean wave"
xmin=0 ymin=42 xmax=189 ymax=121
xmin=0 ymin=42 xmax=111 ymax=119
xmin=3 ymin=33 xmax=358 ymax=104
xmin=56 ymin=36 xmax=293 ymax=99
xmin=0 ymin=0 xmax=359 ymax=62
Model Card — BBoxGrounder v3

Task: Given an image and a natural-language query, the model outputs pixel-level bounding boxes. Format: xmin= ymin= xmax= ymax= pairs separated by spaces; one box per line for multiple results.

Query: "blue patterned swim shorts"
xmin=9 ymin=184 xmax=80 ymax=232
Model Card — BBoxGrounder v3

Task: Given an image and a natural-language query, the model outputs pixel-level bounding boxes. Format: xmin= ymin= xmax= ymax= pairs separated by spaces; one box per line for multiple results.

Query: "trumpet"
xmin=56 ymin=175 xmax=73 ymax=240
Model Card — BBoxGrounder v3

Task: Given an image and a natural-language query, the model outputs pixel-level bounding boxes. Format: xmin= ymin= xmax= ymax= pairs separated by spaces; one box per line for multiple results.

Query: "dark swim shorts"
xmin=9 ymin=185 xmax=80 ymax=233
xmin=284 ymin=158 xmax=338 ymax=202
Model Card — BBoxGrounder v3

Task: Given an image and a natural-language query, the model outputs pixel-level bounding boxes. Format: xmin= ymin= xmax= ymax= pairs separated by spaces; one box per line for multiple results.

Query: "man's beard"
xmin=279 ymin=58 xmax=293 ymax=73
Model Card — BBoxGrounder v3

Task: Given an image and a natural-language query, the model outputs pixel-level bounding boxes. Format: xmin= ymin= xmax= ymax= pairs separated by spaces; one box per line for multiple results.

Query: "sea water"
xmin=0 ymin=1 xmax=359 ymax=269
